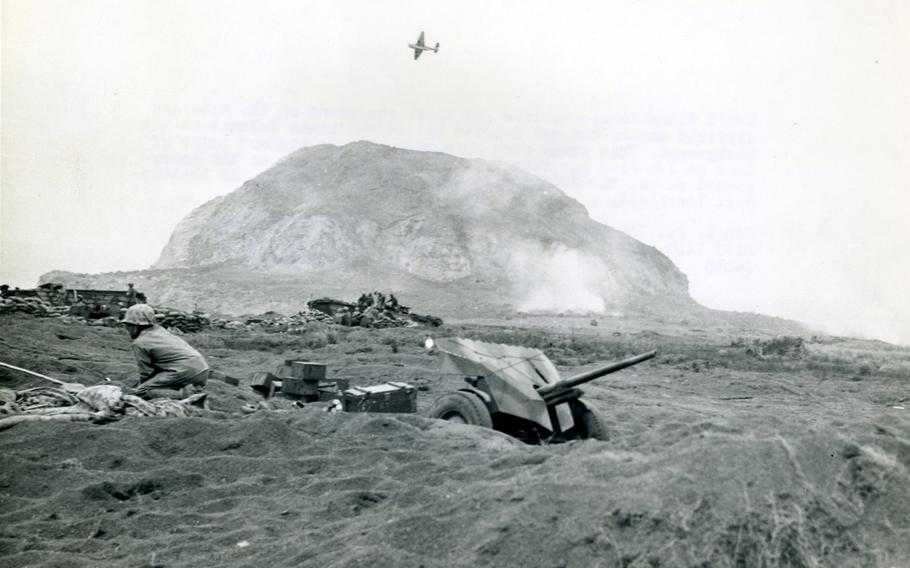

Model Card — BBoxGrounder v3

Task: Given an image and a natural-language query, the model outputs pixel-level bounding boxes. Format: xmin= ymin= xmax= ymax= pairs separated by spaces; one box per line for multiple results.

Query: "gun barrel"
xmin=538 ymin=350 xmax=657 ymax=398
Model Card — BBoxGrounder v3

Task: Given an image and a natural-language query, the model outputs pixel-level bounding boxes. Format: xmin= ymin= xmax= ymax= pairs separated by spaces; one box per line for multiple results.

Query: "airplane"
xmin=408 ymin=31 xmax=439 ymax=60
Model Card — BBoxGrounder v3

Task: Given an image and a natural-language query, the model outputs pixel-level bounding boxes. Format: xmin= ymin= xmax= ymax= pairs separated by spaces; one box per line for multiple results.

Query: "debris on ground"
xmin=217 ymin=307 xmax=336 ymax=333
xmin=1 ymin=283 xmax=443 ymax=333
xmin=0 ymin=383 xmax=210 ymax=431
xmin=1 ymin=281 xmax=145 ymax=320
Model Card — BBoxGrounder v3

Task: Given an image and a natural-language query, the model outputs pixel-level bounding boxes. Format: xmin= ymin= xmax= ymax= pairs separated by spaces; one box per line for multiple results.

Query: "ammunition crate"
xmin=279 ymin=361 xmax=326 ymax=380
xmin=320 ymin=378 xmax=350 ymax=394
xmin=342 ymin=382 xmax=417 ymax=414
xmin=250 ymin=372 xmax=278 ymax=394
xmin=281 ymin=377 xmax=320 ymax=397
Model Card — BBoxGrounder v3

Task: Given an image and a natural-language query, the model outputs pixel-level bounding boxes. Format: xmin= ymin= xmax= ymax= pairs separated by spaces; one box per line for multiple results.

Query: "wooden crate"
xmin=278 ymin=361 xmax=326 ymax=380
xmin=282 ymin=377 xmax=320 ymax=397
xmin=250 ymin=371 xmax=278 ymax=394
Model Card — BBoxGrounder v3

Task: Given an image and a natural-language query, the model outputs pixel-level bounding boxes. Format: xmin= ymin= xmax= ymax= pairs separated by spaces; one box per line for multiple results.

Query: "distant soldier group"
xmin=68 ymin=283 xmax=148 ymax=320
xmin=333 ymin=291 xmax=407 ymax=328
xmin=356 ymin=291 xmax=400 ymax=312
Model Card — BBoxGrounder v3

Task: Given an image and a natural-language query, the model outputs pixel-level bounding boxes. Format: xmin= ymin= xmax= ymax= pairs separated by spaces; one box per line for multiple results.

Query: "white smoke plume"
xmin=508 ymin=242 xmax=608 ymax=313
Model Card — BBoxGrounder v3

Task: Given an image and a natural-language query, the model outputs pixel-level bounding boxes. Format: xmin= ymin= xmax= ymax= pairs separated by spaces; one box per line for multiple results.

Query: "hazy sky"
xmin=2 ymin=0 xmax=908 ymax=343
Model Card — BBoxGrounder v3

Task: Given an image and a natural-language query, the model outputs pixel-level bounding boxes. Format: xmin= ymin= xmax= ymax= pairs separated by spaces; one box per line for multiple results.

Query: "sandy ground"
xmin=1 ymin=313 xmax=909 ymax=567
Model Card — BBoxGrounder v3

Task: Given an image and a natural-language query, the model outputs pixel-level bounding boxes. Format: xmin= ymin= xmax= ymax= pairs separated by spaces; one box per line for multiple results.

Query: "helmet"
xmin=122 ymin=303 xmax=157 ymax=325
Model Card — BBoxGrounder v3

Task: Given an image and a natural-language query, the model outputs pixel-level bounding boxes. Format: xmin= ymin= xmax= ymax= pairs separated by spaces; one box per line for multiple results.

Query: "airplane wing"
xmin=413 ymin=48 xmax=422 ymax=60
xmin=416 ymin=31 xmax=425 ymax=47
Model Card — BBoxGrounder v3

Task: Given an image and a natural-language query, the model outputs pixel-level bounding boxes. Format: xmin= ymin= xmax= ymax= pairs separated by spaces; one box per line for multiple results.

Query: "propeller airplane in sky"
xmin=409 ymin=31 xmax=439 ymax=60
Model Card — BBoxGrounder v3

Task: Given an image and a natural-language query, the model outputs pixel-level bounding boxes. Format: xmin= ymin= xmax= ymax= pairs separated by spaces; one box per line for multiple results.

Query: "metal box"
xmin=342 ymin=382 xmax=417 ymax=414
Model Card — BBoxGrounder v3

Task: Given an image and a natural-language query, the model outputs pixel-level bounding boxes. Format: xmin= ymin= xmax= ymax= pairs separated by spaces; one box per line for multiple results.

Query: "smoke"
xmin=786 ymin=289 xmax=910 ymax=347
xmin=508 ymin=242 xmax=609 ymax=313
xmin=808 ymin=309 xmax=910 ymax=347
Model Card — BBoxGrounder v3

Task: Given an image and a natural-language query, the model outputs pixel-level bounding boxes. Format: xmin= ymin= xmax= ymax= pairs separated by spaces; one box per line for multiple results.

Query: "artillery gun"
xmin=426 ymin=337 xmax=656 ymax=443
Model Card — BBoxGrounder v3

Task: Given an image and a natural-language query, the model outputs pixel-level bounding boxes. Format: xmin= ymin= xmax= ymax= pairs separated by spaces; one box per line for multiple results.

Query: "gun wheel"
xmin=573 ymin=403 xmax=609 ymax=441
xmin=427 ymin=391 xmax=493 ymax=429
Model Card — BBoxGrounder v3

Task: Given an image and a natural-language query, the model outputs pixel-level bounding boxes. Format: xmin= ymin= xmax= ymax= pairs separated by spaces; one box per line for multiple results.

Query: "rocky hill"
xmin=43 ymin=141 xmax=697 ymax=317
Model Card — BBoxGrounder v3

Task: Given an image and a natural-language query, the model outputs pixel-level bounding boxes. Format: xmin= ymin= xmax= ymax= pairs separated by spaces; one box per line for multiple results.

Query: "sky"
xmin=2 ymin=0 xmax=908 ymax=343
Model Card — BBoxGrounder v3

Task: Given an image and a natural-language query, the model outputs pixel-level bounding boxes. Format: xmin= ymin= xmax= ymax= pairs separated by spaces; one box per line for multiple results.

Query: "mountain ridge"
xmin=43 ymin=141 xmax=697 ymax=316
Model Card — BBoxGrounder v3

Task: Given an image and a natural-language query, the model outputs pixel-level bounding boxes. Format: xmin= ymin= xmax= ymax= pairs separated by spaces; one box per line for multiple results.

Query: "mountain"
xmin=43 ymin=141 xmax=697 ymax=316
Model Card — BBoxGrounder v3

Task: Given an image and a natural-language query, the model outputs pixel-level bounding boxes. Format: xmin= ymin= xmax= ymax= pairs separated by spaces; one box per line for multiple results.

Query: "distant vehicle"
xmin=408 ymin=31 xmax=439 ymax=60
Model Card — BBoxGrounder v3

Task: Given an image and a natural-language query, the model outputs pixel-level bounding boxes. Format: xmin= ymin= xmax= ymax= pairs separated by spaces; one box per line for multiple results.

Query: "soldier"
xmin=359 ymin=305 xmax=377 ymax=328
xmin=125 ymin=283 xmax=139 ymax=307
xmin=333 ymin=306 xmax=353 ymax=327
xmin=121 ymin=304 xmax=209 ymax=399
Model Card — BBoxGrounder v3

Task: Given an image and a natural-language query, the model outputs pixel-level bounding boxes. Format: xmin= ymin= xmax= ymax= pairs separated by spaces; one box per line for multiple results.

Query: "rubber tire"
xmin=576 ymin=405 xmax=609 ymax=441
xmin=427 ymin=391 xmax=493 ymax=429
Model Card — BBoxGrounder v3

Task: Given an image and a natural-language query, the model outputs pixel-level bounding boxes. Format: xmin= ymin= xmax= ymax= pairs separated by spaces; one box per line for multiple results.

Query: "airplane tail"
xmin=434 ymin=42 xmax=439 ymax=52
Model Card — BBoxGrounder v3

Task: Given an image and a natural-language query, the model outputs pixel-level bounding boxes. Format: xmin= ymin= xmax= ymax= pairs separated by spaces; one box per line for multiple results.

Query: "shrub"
xmin=731 ymin=336 xmax=807 ymax=360
xmin=759 ymin=336 xmax=807 ymax=358
xmin=303 ymin=331 xmax=328 ymax=349
xmin=345 ymin=329 xmax=370 ymax=343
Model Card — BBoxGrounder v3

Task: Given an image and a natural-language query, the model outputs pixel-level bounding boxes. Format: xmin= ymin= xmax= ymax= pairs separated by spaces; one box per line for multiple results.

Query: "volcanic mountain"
xmin=46 ymin=141 xmax=697 ymax=316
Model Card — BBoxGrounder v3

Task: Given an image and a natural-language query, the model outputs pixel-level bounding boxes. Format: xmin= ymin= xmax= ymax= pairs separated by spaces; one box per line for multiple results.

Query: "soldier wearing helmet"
xmin=121 ymin=304 xmax=209 ymax=399
xmin=125 ymin=283 xmax=140 ymax=307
